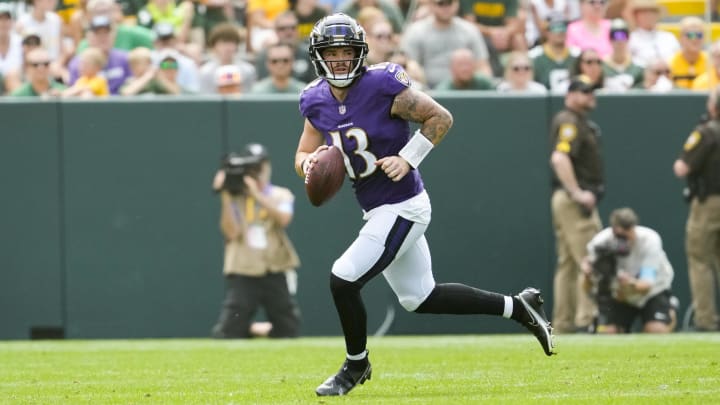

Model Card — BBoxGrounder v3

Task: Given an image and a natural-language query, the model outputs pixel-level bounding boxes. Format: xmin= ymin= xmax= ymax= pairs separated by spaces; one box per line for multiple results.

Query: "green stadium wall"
xmin=0 ymin=93 xmax=704 ymax=339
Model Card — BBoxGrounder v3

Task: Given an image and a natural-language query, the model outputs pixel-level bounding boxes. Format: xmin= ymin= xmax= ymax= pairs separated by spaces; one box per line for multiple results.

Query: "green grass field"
xmin=1 ymin=333 xmax=719 ymax=404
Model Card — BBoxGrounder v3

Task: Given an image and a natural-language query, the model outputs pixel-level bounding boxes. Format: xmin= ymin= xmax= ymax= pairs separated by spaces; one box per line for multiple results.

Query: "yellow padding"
xmin=656 ymin=0 xmax=706 ymax=16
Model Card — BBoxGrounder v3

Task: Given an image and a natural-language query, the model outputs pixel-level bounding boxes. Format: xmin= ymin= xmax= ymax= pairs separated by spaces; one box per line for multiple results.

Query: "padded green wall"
xmin=0 ymin=93 xmax=705 ymax=339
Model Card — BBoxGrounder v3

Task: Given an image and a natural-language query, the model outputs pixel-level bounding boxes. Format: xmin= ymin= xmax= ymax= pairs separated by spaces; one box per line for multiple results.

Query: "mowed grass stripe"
xmin=1 ymin=334 xmax=718 ymax=404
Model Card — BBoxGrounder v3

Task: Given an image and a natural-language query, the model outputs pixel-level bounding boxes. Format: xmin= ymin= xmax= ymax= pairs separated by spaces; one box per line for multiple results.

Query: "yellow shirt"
xmin=76 ymin=76 xmax=110 ymax=97
xmin=670 ymin=51 xmax=708 ymax=89
xmin=691 ymin=69 xmax=719 ymax=91
xmin=247 ymin=0 xmax=289 ymax=21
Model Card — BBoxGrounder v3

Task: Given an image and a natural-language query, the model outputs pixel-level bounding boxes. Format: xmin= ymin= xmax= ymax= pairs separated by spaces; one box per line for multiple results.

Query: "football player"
xmin=294 ymin=13 xmax=556 ymax=397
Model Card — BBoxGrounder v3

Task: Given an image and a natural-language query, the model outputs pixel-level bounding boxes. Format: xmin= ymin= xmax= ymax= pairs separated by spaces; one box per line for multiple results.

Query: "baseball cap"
xmin=567 ymin=75 xmax=600 ymax=93
xmin=215 ymin=65 xmax=242 ymax=87
xmin=243 ymin=143 xmax=270 ymax=161
xmin=89 ymin=15 xmax=112 ymax=30
xmin=609 ymin=18 xmax=629 ymax=41
xmin=0 ymin=3 xmax=14 ymax=18
xmin=547 ymin=15 xmax=568 ymax=33
xmin=154 ymin=22 xmax=175 ymax=40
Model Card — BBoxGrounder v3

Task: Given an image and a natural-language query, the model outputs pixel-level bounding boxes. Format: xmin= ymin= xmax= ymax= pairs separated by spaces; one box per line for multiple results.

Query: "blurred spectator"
xmin=63 ymin=46 xmax=110 ymax=97
xmin=388 ymin=49 xmax=426 ymax=89
xmin=293 ymin=0 xmax=327 ymax=40
xmin=356 ymin=5 xmax=386 ymax=34
xmin=401 ymin=0 xmax=490 ymax=89
xmin=627 ymin=0 xmax=678 ymax=67
xmin=496 ymin=50 xmax=547 ymax=92
xmin=9 ymin=47 xmax=66 ymax=96
xmin=365 ymin=18 xmax=395 ymax=65
xmin=434 ymin=47 xmax=495 ymax=90
xmin=318 ymin=0 xmax=343 ymax=13
xmin=461 ymin=0 xmax=525 ymax=76
xmin=530 ymin=16 xmax=578 ymax=92
xmin=692 ymin=40 xmax=720 ymax=91
xmin=189 ymin=0 xmax=233 ymax=47
xmin=121 ymin=46 xmax=179 ymax=94
xmin=640 ymin=57 xmax=673 ymax=92
xmin=572 ymin=48 xmax=604 ymax=89
xmin=566 ymin=0 xmax=612 ymax=59
xmin=215 ymin=63 xmax=243 ymax=94
xmin=15 ymin=0 xmax=62 ymax=60
xmin=669 ymin=16 xmax=707 ymax=90
xmin=3 ymin=32 xmax=42 ymax=93
xmin=74 ymin=0 xmax=155 ymax=53
xmin=67 ymin=15 xmax=132 ymax=94
xmin=247 ymin=0 xmax=291 ymax=52
xmin=137 ymin=0 xmax=194 ymax=43
xmin=337 ymin=0 xmax=404 ymax=33
xmin=0 ymin=4 xmax=22 ymax=77
xmin=250 ymin=42 xmax=305 ymax=93
xmin=200 ymin=22 xmax=256 ymax=93
xmin=602 ymin=18 xmax=643 ymax=91
xmin=525 ymin=0 xmax=574 ymax=48
xmin=254 ymin=11 xmax=313 ymax=83
xmin=151 ymin=22 xmax=200 ymax=92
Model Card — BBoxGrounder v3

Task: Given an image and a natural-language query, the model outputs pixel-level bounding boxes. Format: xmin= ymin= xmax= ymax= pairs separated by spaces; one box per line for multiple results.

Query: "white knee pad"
xmin=396 ymin=288 xmax=434 ymax=312
xmin=331 ymin=255 xmax=360 ymax=282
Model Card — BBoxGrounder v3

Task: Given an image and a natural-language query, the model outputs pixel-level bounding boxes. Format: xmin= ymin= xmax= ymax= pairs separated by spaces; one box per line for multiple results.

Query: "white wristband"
xmin=399 ymin=130 xmax=434 ymax=169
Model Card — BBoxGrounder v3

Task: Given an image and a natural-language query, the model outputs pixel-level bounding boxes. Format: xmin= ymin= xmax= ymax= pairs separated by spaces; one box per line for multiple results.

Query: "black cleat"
xmin=516 ymin=287 xmax=556 ymax=356
xmin=315 ymin=357 xmax=372 ymax=396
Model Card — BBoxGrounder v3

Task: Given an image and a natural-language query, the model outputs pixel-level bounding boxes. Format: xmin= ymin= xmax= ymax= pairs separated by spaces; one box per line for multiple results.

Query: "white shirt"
xmin=0 ymin=32 xmax=23 ymax=75
xmin=17 ymin=11 xmax=62 ymax=60
xmin=629 ymin=28 xmax=680 ymax=67
xmin=496 ymin=80 xmax=548 ymax=93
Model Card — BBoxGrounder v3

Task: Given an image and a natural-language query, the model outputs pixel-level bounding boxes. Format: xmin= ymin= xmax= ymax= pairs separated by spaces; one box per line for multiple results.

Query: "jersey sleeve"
xmin=298 ymin=79 xmax=322 ymax=118
xmin=366 ymin=62 xmax=412 ymax=97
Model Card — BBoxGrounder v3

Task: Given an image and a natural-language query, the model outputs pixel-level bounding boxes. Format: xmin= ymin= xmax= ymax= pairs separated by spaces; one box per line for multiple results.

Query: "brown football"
xmin=305 ymin=146 xmax=346 ymax=207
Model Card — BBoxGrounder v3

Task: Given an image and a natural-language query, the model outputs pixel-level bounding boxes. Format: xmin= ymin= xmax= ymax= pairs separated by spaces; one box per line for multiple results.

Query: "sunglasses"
xmin=269 ymin=58 xmax=291 ymax=64
xmin=587 ymin=0 xmax=607 ymax=5
xmin=610 ymin=30 xmax=629 ymax=41
xmin=275 ymin=25 xmax=297 ymax=31
xmin=582 ymin=58 xmax=602 ymax=65
xmin=653 ymin=69 xmax=670 ymax=75
xmin=511 ymin=65 xmax=531 ymax=72
xmin=373 ymin=33 xmax=392 ymax=40
xmin=29 ymin=61 xmax=50 ymax=68
xmin=159 ymin=60 xmax=178 ymax=70
xmin=434 ymin=0 xmax=454 ymax=6
xmin=684 ymin=31 xmax=704 ymax=39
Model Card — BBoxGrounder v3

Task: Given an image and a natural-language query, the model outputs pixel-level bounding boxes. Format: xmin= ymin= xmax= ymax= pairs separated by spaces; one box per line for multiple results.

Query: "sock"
xmin=347 ymin=351 xmax=367 ymax=361
xmin=330 ymin=274 xmax=367 ymax=356
xmin=414 ymin=283 xmax=504 ymax=315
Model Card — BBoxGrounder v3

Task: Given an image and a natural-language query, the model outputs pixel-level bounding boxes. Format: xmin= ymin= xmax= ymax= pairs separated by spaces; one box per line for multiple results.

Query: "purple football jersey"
xmin=299 ymin=63 xmax=424 ymax=211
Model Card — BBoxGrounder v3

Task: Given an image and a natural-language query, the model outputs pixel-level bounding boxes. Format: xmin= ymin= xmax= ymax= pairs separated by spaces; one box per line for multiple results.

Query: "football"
xmin=305 ymin=146 xmax=346 ymax=207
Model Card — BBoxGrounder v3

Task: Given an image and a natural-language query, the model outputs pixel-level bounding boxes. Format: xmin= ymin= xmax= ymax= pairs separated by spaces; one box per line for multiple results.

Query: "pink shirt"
xmin=566 ymin=19 xmax=612 ymax=58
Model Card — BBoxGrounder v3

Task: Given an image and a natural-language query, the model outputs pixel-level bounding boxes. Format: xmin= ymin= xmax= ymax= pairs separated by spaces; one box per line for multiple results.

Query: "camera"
xmin=592 ymin=237 xmax=631 ymax=325
xmin=221 ymin=152 xmax=263 ymax=195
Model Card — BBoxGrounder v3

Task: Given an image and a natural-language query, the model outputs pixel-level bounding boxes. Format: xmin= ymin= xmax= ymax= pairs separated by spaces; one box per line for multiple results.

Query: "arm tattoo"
xmin=392 ymin=88 xmax=453 ymax=144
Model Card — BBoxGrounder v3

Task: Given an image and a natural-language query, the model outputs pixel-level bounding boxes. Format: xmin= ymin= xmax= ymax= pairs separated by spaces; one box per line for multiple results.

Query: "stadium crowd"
xmin=0 ymin=0 xmax=718 ymax=97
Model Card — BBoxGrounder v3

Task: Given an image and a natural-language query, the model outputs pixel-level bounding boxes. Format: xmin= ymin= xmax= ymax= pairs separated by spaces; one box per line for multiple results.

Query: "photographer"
xmin=210 ymin=143 xmax=301 ymax=339
xmin=581 ymin=208 xmax=676 ymax=334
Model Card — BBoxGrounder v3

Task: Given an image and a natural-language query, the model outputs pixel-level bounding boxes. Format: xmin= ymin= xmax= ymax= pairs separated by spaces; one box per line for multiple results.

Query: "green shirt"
xmin=250 ymin=78 xmax=306 ymax=94
xmin=120 ymin=78 xmax=173 ymax=95
xmin=530 ymin=46 xmax=576 ymax=91
xmin=76 ymin=25 xmax=155 ymax=53
xmin=603 ymin=62 xmax=644 ymax=90
xmin=461 ymin=0 xmax=518 ymax=26
xmin=434 ymin=74 xmax=495 ymax=90
xmin=10 ymin=81 xmax=67 ymax=97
